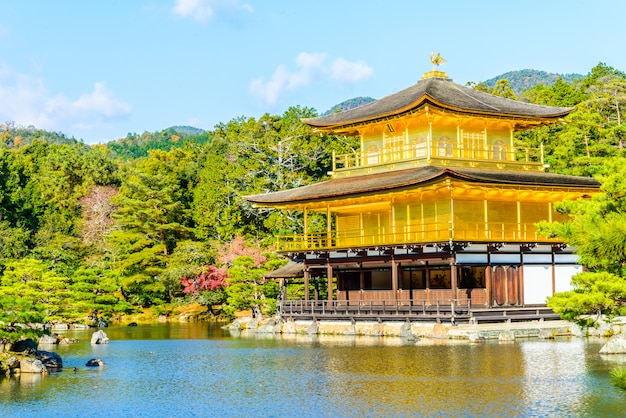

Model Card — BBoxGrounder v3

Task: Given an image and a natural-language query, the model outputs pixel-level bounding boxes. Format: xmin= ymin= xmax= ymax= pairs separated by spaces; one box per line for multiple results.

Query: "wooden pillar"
xmin=517 ymin=265 xmax=524 ymax=306
xmin=359 ymin=270 xmax=365 ymax=301
xmin=551 ymin=250 xmax=556 ymax=295
xmin=485 ymin=266 xmax=492 ymax=308
xmin=304 ymin=268 xmax=310 ymax=304
xmin=425 ymin=262 xmax=430 ymax=305
xmin=391 ymin=258 xmax=398 ymax=299
xmin=326 ymin=262 xmax=333 ymax=307
xmin=450 ymin=261 xmax=458 ymax=301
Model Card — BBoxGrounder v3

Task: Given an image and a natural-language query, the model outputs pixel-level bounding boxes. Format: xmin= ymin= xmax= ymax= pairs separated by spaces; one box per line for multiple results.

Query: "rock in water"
xmin=498 ymin=331 xmax=515 ymax=342
xmin=39 ymin=334 xmax=58 ymax=345
xmin=91 ymin=330 xmax=109 ymax=345
xmin=10 ymin=338 xmax=38 ymax=353
xmin=86 ymin=358 xmax=106 ymax=367
xmin=36 ymin=350 xmax=63 ymax=370
xmin=20 ymin=358 xmax=47 ymax=373
xmin=600 ymin=335 xmax=626 ymax=354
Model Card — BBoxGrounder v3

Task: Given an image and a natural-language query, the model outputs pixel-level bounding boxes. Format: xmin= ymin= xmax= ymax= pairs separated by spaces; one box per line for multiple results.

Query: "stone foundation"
xmin=229 ymin=317 xmax=575 ymax=340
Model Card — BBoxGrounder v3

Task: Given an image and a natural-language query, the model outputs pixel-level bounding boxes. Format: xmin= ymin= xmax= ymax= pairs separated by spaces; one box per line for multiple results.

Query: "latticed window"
xmin=366 ymin=144 xmax=379 ymax=164
xmin=383 ymin=133 xmax=405 ymax=161
xmin=462 ymin=131 xmax=486 ymax=158
xmin=414 ymin=137 xmax=427 ymax=158
xmin=437 ymin=137 xmax=453 ymax=157
xmin=492 ymin=141 xmax=507 ymax=160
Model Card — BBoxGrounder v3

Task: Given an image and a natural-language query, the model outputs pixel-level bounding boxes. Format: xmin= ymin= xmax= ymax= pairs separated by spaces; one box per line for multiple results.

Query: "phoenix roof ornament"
xmin=430 ymin=52 xmax=447 ymax=71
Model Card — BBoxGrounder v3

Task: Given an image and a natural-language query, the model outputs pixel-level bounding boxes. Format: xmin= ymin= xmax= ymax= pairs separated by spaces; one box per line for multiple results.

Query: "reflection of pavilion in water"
xmin=248 ymin=65 xmax=600 ymax=323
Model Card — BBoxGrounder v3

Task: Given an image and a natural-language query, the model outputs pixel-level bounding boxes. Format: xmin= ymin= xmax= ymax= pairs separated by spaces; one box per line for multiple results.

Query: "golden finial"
xmin=430 ymin=52 xmax=447 ymax=71
xmin=422 ymin=52 xmax=450 ymax=81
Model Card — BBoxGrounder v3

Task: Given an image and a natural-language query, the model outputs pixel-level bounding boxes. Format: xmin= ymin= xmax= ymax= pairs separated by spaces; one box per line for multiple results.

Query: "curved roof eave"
xmin=303 ymin=78 xmax=573 ymax=132
xmin=244 ymin=166 xmax=599 ymax=206
xmin=304 ymin=95 xmax=572 ymax=131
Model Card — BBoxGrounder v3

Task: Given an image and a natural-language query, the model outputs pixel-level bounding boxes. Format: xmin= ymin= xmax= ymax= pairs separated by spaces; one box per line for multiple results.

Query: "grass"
xmin=610 ymin=366 xmax=626 ymax=391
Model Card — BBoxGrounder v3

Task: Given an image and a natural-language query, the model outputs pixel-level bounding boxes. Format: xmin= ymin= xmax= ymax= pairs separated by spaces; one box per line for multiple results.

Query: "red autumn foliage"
xmin=217 ymin=235 xmax=267 ymax=267
xmin=180 ymin=235 xmax=267 ymax=294
xmin=181 ymin=264 xmax=228 ymax=295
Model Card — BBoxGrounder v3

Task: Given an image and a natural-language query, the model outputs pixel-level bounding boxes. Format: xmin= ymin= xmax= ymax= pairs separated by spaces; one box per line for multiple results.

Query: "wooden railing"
xmin=332 ymin=143 xmax=544 ymax=172
xmin=280 ymin=298 xmax=471 ymax=321
xmin=276 ymin=222 xmax=557 ymax=251
xmin=278 ymin=299 xmax=560 ymax=323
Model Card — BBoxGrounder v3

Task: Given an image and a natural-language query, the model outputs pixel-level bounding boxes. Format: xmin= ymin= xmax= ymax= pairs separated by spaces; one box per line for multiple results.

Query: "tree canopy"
xmin=0 ymin=63 xmax=624 ymax=339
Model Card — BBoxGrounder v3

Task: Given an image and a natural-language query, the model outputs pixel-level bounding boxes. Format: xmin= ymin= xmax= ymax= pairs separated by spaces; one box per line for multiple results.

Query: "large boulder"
xmin=58 ymin=337 xmax=78 ymax=345
xmin=400 ymin=322 xmax=418 ymax=341
xmin=86 ymin=358 xmax=106 ymax=367
xmin=469 ymin=333 xmax=486 ymax=343
xmin=538 ymin=329 xmax=555 ymax=340
xmin=498 ymin=331 xmax=516 ymax=342
xmin=306 ymin=321 xmax=319 ymax=335
xmin=20 ymin=358 xmax=47 ymax=373
xmin=10 ymin=338 xmax=38 ymax=353
xmin=51 ymin=323 xmax=69 ymax=331
xmin=282 ymin=321 xmax=296 ymax=334
xmin=36 ymin=350 xmax=63 ymax=370
xmin=427 ymin=323 xmax=449 ymax=339
xmin=7 ymin=356 xmax=20 ymax=370
xmin=91 ymin=330 xmax=109 ymax=345
xmin=600 ymin=335 xmax=626 ymax=354
xmin=39 ymin=334 xmax=58 ymax=345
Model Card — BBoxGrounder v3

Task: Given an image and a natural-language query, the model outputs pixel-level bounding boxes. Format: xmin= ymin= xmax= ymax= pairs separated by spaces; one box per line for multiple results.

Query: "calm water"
xmin=0 ymin=323 xmax=624 ymax=417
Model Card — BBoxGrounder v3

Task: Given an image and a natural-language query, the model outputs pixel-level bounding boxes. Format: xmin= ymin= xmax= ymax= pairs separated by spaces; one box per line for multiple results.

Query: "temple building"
xmin=246 ymin=62 xmax=600 ymax=321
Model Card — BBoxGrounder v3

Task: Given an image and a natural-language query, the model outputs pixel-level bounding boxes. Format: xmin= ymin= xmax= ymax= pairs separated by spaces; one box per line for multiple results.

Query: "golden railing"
xmin=332 ymin=143 xmax=544 ymax=171
xmin=276 ymin=222 xmax=557 ymax=252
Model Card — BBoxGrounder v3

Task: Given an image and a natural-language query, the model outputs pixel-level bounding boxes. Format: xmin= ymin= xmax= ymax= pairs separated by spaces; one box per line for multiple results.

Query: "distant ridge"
xmin=482 ymin=69 xmax=584 ymax=95
xmin=167 ymin=125 xmax=206 ymax=135
xmin=324 ymin=69 xmax=585 ymax=115
xmin=322 ymin=96 xmax=375 ymax=116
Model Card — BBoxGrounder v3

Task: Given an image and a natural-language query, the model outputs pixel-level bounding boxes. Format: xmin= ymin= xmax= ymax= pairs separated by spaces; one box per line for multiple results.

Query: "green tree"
xmin=539 ymin=158 xmax=626 ymax=323
xmin=547 ymin=271 xmax=626 ymax=322
xmin=223 ymin=255 xmax=280 ymax=319
xmin=108 ymin=149 xmax=197 ymax=306
xmin=0 ymin=258 xmax=71 ymax=322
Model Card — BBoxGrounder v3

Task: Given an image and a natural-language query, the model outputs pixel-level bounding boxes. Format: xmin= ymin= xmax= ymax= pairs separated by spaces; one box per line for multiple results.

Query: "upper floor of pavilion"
xmin=303 ymin=69 xmax=572 ymax=178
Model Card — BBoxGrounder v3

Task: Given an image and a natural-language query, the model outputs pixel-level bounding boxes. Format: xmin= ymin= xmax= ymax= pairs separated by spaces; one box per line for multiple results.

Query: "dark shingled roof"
xmin=245 ymin=166 xmax=600 ymax=205
xmin=303 ymin=77 xmax=572 ymax=131
xmin=264 ymin=261 xmax=304 ymax=278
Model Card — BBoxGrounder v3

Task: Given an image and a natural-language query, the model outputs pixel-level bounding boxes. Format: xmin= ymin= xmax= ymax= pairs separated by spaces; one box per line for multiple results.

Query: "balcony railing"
xmin=332 ymin=143 xmax=544 ymax=172
xmin=276 ymin=222 xmax=557 ymax=252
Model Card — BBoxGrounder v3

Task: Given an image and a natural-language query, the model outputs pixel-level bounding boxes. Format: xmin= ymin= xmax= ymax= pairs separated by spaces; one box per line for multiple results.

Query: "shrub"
xmin=610 ymin=366 xmax=626 ymax=391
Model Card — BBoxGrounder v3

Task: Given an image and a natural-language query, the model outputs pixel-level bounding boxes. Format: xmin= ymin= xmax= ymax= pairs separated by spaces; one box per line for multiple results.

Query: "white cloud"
xmin=172 ymin=0 xmax=253 ymax=23
xmin=331 ymin=58 xmax=374 ymax=83
xmin=250 ymin=53 xmax=373 ymax=105
xmin=0 ymin=64 xmax=131 ymax=139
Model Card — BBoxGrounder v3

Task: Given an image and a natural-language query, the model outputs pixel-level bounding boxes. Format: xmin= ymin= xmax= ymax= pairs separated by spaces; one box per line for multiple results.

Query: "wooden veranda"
xmin=279 ymin=299 xmax=560 ymax=324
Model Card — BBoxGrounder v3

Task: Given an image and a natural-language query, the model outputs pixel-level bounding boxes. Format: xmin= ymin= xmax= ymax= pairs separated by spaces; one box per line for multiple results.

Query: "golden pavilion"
xmin=246 ymin=61 xmax=600 ymax=322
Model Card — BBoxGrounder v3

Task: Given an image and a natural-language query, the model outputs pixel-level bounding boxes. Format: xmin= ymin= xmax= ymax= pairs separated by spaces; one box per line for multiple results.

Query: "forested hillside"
xmin=322 ymin=96 xmax=376 ymax=115
xmin=0 ymin=62 xmax=624 ymax=340
xmin=481 ymin=69 xmax=584 ymax=95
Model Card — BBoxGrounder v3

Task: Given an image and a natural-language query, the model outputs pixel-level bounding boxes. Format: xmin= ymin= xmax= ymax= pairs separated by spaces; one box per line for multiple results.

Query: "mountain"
xmin=324 ymin=70 xmax=585 ymax=114
xmin=167 ymin=125 xmax=206 ymax=135
xmin=322 ymin=97 xmax=376 ymax=116
xmin=481 ymin=69 xmax=584 ymax=95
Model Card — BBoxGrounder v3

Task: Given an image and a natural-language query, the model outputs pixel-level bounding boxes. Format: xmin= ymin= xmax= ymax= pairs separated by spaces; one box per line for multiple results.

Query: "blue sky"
xmin=0 ymin=0 xmax=624 ymax=144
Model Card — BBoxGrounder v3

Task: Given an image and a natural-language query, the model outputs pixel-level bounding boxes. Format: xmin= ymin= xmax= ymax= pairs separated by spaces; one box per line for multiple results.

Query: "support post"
xmin=450 ymin=261 xmax=458 ymax=302
xmin=391 ymin=258 xmax=398 ymax=300
xmin=485 ymin=266 xmax=492 ymax=308
xmin=304 ymin=268 xmax=310 ymax=306
xmin=326 ymin=262 xmax=333 ymax=307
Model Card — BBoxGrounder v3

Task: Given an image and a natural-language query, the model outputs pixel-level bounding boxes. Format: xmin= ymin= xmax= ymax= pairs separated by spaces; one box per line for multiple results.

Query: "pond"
xmin=0 ymin=323 xmax=624 ymax=417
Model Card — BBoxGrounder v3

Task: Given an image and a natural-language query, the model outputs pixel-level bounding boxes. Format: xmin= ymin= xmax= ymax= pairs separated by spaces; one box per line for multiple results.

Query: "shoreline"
xmin=228 ymin=317 xmax=626 ymax=342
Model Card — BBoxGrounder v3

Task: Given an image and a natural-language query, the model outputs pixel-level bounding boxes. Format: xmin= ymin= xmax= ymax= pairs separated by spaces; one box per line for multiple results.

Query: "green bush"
xmin=610 ymin=366 xmax=626 ymax=391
